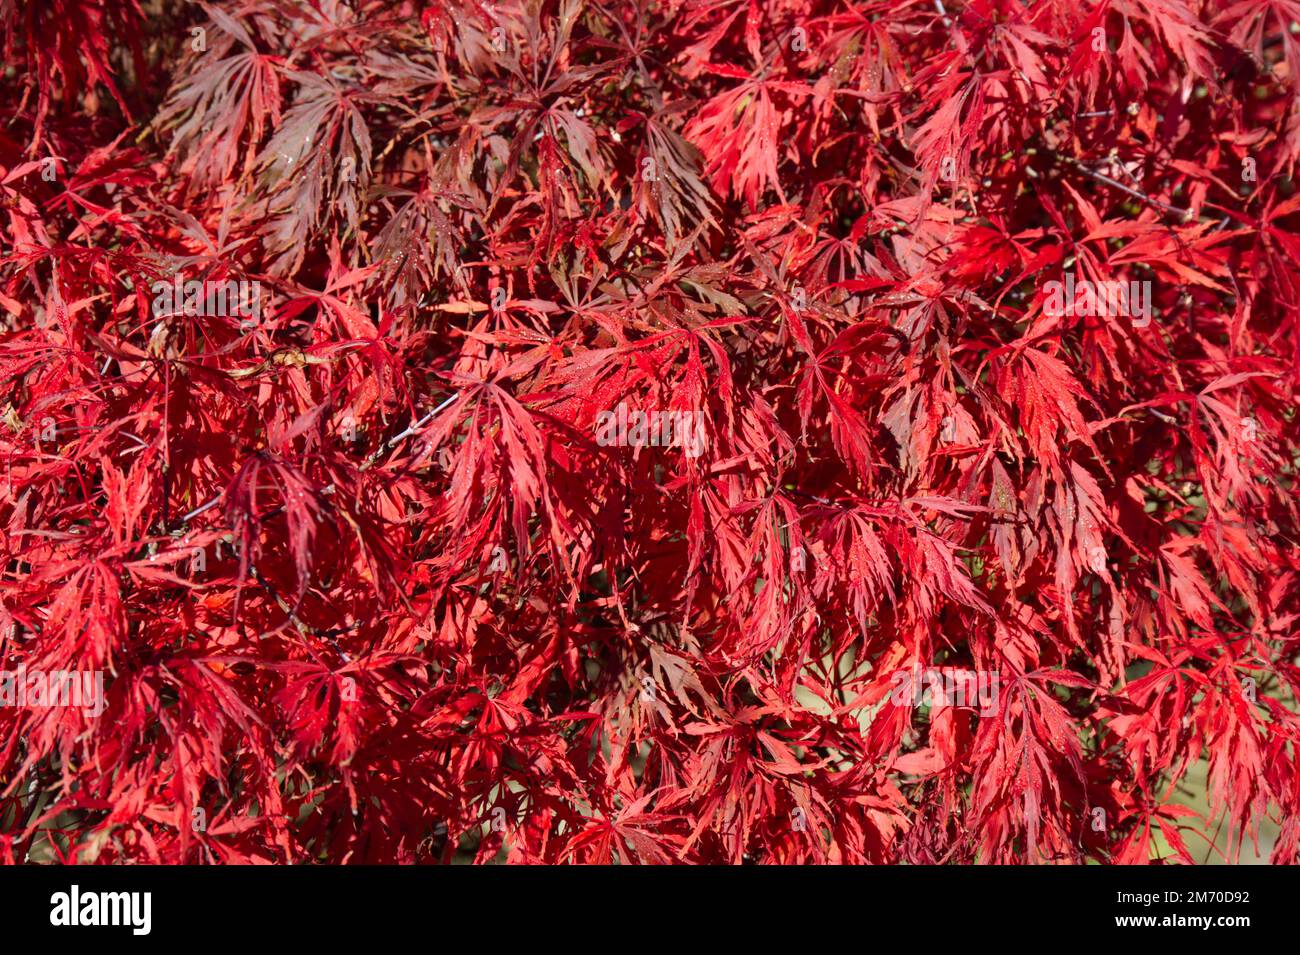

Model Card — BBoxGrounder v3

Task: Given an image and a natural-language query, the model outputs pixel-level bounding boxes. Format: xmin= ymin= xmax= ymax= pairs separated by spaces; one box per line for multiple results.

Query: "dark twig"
xmin=1057 ymin=154 xmax=1193 ymax=222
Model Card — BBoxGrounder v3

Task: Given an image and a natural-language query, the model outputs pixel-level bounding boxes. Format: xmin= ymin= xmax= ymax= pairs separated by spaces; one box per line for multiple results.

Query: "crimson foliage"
xmin=1 ymin=0 xmax=1298 ymax=865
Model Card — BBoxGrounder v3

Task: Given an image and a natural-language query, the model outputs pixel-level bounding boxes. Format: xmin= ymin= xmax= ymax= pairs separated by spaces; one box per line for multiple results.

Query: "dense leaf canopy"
xmin=1 ymin=0 xmax=1298 ymax=864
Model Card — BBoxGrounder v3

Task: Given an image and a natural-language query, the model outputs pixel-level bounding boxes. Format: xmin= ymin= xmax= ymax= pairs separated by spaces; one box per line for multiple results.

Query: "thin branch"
xmin=360 ymin=391 xmax=459 ymax=471
xmin=179 ymin=495 xmax=222 ymax=524
xmin=1056 ymin=154 xmax=1193 ymax=222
